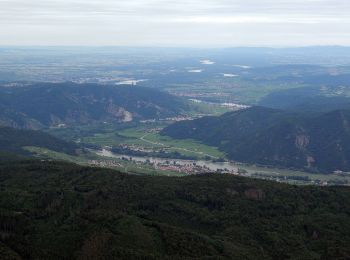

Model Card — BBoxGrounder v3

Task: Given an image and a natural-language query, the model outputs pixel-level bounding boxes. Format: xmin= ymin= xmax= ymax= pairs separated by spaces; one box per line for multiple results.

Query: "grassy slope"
xmin=1 ymin=160 xmax=350 ymax=259
xmin=0 ymin=126 xmax=78 ymax=155
xmin=25 ymin=146 xmax=185 ymax=177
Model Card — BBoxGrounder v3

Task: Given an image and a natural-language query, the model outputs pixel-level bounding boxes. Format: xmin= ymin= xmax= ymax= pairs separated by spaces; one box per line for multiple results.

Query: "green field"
xmin=238 ymin=164 xmax=350 ymax=185
xmin=82 ymin=124 xmax=226 ymax=160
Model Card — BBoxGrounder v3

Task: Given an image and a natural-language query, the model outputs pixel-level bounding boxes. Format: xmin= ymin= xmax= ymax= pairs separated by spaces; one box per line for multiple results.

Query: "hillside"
xmin=162 ymin=107 xmax=350 ymax=172
xmin=1 ymin=160 xmax=350 ymax=259
xmin=0 ymin=82 xmax=189 ymax=128
xmin=0 ymin=126 xmax=78 ymax=155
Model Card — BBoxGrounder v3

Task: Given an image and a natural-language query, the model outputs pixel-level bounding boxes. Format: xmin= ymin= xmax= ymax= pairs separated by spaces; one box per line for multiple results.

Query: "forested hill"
xmin=0 ymin=82 xmax=189 ymax=129
xmin=162 ymin=106 xmax=350 ymax=172
xmin=1 ymin=160 xmax=350 ymax=259
xmin=0 ymin=126 xmax=78 ymax=155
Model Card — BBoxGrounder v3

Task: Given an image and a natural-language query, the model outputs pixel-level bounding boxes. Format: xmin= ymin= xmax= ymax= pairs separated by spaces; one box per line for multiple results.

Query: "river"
xmin=95 ymin=149 xmax=240 ymax=172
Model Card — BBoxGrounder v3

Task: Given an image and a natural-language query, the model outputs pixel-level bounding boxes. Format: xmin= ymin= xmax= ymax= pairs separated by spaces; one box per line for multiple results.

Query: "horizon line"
xmin=1 ymin=44 xmax=350 ymax=49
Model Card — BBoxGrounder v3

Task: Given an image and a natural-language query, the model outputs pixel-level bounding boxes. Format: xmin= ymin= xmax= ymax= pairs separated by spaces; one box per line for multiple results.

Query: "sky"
xmin=0 ymin=0 xmax=350 ymax=47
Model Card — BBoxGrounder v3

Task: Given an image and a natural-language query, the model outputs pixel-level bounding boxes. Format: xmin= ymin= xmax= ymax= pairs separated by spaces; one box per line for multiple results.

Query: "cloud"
xmin=171 ymin=15 xmax=350 ymax=24
xmin=0 ymin=0 xmax=349 ymax=46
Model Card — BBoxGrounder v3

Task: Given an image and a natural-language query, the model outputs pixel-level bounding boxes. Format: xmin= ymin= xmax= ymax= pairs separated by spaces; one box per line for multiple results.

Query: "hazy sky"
xmin=0 ymin=0 xmax=350 ymax=47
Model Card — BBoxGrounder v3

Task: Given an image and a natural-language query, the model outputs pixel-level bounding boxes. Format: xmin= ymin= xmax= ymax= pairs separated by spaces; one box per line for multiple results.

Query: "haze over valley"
xmin=2 ymin=47 xmax=350 ymax=184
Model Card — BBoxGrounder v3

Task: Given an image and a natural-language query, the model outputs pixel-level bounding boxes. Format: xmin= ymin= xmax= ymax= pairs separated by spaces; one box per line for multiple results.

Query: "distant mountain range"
xmin=162 ymin=106 xmax=350 ymax=172
xmin=0 ymin=82 xmax=189 ymax=129
xmin=260 ymin=86 xmax=350 ymax=113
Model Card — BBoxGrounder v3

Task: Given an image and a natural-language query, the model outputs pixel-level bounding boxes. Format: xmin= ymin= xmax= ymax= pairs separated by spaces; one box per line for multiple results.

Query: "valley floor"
xmin=29 ymin=122 xmax=350 ymax=186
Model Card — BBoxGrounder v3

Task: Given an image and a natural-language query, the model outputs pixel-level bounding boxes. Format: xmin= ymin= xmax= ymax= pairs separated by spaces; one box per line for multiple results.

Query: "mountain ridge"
xmin=0 ymin=82 xmax=189 ymax=129
xmin=162 ymin=106 xmax=350 ymax=172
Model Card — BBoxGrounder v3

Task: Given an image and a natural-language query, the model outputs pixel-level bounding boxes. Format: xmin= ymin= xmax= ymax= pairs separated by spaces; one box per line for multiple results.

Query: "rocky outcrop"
xmin=244 ymin=188 xmax=266 ymax=200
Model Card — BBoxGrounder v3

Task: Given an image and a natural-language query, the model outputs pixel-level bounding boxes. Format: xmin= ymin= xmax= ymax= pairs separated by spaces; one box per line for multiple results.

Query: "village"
xmin=89 ymin=155 xmax=239 ymax=175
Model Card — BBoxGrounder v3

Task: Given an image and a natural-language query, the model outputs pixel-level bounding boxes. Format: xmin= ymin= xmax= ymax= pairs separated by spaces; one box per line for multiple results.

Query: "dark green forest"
xmin=1 ymin=159 xmax=350 ymax=259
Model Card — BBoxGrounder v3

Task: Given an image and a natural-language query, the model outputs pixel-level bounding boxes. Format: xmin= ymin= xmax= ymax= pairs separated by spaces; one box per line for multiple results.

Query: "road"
xmin=139 ymin=133 xmax=219 ymax=159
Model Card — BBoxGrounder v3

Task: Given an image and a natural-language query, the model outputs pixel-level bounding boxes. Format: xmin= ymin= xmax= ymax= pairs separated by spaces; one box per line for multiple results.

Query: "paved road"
xmin=139 ymin=133 xmax=219 ymax=159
